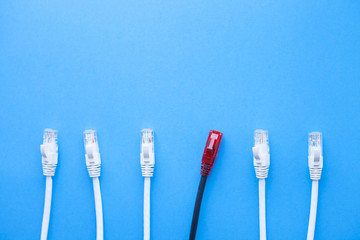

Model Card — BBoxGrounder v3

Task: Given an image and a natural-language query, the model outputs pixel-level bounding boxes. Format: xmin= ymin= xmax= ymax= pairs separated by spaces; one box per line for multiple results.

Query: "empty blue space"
xmin=0 ymin=1 xmax=359 ymax=239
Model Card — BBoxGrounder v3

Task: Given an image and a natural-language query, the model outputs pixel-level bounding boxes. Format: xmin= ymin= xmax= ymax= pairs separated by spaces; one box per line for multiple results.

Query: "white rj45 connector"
xmin=84 ymin=130 xmax=101 ymax=178
xmin=40 ymin=129 xmax=58 ymax=240
xmin=41 ymin=129 xmax=58 ymax=176
xmin=141 ymin=129 xmax=155 ymax=178
xmin=308 ymin=132 xmax=323 ymax=181
xmin=252 ymin=130 xmax=270 ymax=179
xmin=83 ymin=130 xmax=103 ymax=240
xmin=140 ymin=129 xmax=155 ymax=240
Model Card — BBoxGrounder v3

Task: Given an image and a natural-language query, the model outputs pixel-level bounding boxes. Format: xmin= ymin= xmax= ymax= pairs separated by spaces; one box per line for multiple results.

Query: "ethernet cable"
xmin=252 ymin=130 xmax=270 ymax=240
xmin=83 ymin=130 xmax=103 ymax=240
xmin=307 ymin=132 xmax=323 ymax=240
xmin=140 ymin=129 xmax=155 ymax=240
xmin=189 ymin=130 xmax=223 ymax=240
xmin=40 ymin=129 xmax=58 ymax=240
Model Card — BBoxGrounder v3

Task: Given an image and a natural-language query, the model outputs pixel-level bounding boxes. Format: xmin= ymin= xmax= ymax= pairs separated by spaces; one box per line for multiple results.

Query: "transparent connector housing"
xmin=308 ymin=132 xmax=323 ymax=180
xmin=140 ymin=129 xmax=155 ymax=177
xmin=254 ymin=130 xmax=268 ymax=146
xmin=308 ymin=132 xmax=322 ymax=155
xmin=201 ymin=130 xmax=223 ymax=177
xmin=43 ymin=128 xmax=58 ymax=144
xmin=84 ymin=130 xmax=98 ymax=146
xmin=252 ymin=130 xmax=270 ymax=179
xmin=41 ymin=129 xmax=58 ymax=176
xmin=83 ymin=130 xmax=101 ymax=177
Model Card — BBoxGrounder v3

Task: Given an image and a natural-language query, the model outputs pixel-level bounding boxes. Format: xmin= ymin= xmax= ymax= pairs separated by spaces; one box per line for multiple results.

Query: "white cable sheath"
xmin=259 ymin=179 xmax=266 ymax=240
xmin=144 ymin=177 xmax=151 ymax=240
xmin=307 ymin=180 xmax=319 ymax=240
xmin=41 ymin=176 xmax=53 ymax=240
xmin=93 ymin=177 xmax=104 ymax=240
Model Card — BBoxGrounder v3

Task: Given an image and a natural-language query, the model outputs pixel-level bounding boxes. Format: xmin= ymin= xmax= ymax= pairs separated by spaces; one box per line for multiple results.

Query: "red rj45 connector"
xmin=201 ymin=130 xmax=223 ymax=176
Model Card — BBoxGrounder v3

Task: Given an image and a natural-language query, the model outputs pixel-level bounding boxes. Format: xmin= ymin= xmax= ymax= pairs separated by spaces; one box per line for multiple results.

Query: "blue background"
xmin=0 ymin=1 xmax=359 ymax=239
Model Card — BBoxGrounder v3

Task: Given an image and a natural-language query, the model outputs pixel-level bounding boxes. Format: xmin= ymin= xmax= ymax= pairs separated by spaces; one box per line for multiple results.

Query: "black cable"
xmin=189 ymin=175 xmax=207 ymax=240
xmin=189 ymin=130 xmax=223 ymax=239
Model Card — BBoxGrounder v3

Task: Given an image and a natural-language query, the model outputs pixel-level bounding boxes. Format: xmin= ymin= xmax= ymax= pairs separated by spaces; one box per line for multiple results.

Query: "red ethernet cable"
xmin=189 ymin=130 xmax=223 ymax=240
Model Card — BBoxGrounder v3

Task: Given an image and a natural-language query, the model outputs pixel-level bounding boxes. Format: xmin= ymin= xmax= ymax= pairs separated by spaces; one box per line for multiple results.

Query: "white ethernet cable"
xmin=84 ymin=130 xmax=103 ymax=240
xmin=307 ymin=132 xmax=323 ymax=240
xmin=252 ymin=130 xmax=270 ymax=240
xmin=40 ymin=129 xmax=58 ymax=240
xmin=140 ymin=129 xmax=155 ymax=240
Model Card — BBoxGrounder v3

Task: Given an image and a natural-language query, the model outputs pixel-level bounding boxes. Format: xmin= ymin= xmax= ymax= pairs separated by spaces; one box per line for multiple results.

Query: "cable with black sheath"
xmin=189 ymin=130 xmax=223 ymax=240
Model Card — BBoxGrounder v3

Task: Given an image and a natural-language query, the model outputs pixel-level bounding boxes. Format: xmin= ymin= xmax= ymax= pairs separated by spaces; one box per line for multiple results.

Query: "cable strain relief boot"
xmin=87 ymin=162 xmax=101 ymax=178
xmin=141 ymin=129 xmax=155 ymax=177
xmin=141 ymin=165 xmax=154 ymax=177
xmin=84 ymin=130 xmax=101 ymax=178
xmin=41 ymin=129 xmax=58 ymax=176
xmin=200 ymin=130 xmax=223 ymax=177
xmin=254 ymin=166 xmax=269 ymax=179
xmin=309 ymin=168 xmax=322 ymax=180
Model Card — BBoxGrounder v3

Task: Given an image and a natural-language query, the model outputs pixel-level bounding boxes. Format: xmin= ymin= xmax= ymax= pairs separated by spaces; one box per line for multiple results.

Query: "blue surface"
xmin=0 ymin=1 xmax=359 ymax=239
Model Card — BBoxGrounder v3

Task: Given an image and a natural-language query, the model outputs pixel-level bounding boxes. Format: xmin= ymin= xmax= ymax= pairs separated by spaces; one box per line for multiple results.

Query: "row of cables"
xmin=40 ymin=128 xmax=153 ymax=240
xmin=189 ymin=130 xmax=323 ymax=240
xmin=39 ymin=128 xmax=323 ymax=240
xmin=40 ymin=129 xmax=104 ymax=240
